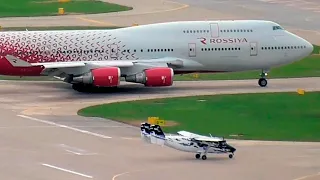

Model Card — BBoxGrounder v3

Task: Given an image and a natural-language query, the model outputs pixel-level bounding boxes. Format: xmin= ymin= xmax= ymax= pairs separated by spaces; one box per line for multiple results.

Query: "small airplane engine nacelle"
xmin=73 ymin=67 xmax=121 ymax=87
xmin=125 ymin=67 xmax=174 ymax=87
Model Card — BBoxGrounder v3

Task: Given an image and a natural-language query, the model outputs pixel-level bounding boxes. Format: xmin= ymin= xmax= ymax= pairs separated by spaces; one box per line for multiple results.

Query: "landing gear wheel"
xmin=72 ymin=83 xmax=86 ymax=92
xmin=258 ymin=78 xmax=267 ymax=87
xmin=229 ymin=154 xmax=233 ymax=159
xmin=201 ymin=155 xmax=207 ymax=160
xmin=195 ymin=154 xmax=200 ymax=159
xmin=72 ymin=83 xmax=93 ymax=92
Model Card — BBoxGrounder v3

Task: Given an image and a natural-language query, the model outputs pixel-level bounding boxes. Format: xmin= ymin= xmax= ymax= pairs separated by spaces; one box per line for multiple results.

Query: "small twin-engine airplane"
xmin=140 ymin=122 xmax=236 ymax=160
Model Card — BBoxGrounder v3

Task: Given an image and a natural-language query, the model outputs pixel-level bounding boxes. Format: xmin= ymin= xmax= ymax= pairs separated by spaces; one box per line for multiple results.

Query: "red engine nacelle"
xmin=125 ymin=67 xmax=174 ymax=87
xmin=74 ymin=67 xmax=121 ymax=87
xmin=144 ymin=67 xmax=174 ymax=86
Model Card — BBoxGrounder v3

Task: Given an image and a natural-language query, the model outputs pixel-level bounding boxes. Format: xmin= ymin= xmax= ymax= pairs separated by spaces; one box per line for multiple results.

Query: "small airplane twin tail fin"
xmin=140 ymin=122 xmax=165 ymax=146
xmin=149 ymin=124 xmax=166 ymax=146
xmin=140 ymin=122 xmax=152 ymax=143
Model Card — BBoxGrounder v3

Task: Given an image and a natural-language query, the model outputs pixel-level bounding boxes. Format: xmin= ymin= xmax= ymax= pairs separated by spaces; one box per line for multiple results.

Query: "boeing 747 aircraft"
xmin=0 ymin=20 xmax=313 ymax=92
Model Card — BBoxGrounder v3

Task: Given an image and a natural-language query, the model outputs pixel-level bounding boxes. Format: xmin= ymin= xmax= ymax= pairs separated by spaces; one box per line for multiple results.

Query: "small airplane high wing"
xmin=177 ymin=130 xmax=224 ymax=142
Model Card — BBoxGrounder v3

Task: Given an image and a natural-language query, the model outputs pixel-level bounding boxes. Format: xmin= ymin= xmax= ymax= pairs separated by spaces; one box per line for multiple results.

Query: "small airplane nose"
xmin=228 ymin=145 xmax=236 ymax=152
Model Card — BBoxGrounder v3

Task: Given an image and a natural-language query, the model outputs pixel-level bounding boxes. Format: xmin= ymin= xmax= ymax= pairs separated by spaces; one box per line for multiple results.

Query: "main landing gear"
xmin=195 ymin=153 xmax=207 ymax=160
xmin=258 ymin=69 xmax=268 ymax=87
xmin=72 ymin=83 xmax=118 ymax=93
xmin=72 ymin=83 xmax=93 ymax=92
xmin=195 ymin=153 xmax=234 ymax=160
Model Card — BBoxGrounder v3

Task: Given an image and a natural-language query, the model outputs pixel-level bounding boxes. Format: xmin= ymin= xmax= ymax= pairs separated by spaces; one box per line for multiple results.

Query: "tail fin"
xmin=140 ymin=122 xmax=152 ymax=143
xmin=149 ymin=124 xmax=166 ymax=146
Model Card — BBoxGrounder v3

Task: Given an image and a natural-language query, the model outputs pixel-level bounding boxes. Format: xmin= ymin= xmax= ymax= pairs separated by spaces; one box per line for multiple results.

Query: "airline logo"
xmin=198 ymin=37 xmax=207 ymax=45
xmin=161 ymin=76 xmax=167 ymax=83
xmin=198 ymin=37 xmax=248 ymax=45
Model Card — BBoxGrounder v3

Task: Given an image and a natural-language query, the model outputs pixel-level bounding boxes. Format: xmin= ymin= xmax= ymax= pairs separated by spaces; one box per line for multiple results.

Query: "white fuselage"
xmin=163 ymin=135 xmax=228 ymax=154
xmin=0 ymin=20 xmax=313 ymax=77
xmin=111 ymin=20 xmax=313 ymax=72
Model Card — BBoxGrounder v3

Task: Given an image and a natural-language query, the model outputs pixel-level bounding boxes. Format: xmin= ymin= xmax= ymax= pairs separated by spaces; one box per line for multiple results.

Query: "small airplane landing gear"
xmin=195 ymin=154 xmax=200 ymax=159
xmin=229 ymin=154 xmax=234 ymax=159
xmin=258 ymin=78 xmax=267 ymax=87
xmin=258 ymin=69 xmax=268 ymax=87
xmin=201 ymin=155 xmax=207 ymax=160
xmin=195 ymin=153 xmax=207 ymax=160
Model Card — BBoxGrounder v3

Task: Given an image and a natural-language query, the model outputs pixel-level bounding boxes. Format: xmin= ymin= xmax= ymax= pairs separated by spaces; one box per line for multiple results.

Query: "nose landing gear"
xmin=258 ymin=69 xmax=268 ymax=87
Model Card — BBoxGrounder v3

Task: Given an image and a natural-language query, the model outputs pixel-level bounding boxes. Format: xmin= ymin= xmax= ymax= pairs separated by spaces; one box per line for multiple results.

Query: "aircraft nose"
xmin=305 ymin=40 xmax=314 ymax=55
xmin=228 ymin=145 xmax=236 ymax=152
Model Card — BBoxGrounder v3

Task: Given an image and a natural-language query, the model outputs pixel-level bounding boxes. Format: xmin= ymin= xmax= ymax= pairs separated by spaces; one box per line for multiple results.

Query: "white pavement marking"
xmin=65 ymin=150 xmax=83 ymax=155
xmin=59 ymin=144 xmax=98 ymax=156
xmin=293 ymin=172 xmax=320 ymax=180
xmin=41 ymin=163 xmax=93 ymax=179
xmin=17 ymin=114 xmax=112 ymax=139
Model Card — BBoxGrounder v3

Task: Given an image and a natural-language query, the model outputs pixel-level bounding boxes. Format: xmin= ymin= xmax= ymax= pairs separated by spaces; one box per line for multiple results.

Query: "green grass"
xmin=313 ymin=44 xmax=320 ymax=54
xmin=0 ymin=0 xmax=132 ymax=17
xmin=78 ymin=92 xmax=320 ymax=142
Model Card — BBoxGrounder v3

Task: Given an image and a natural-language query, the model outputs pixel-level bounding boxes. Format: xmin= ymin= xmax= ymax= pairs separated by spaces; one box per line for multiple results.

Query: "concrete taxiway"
xmin=0 ymin=78 xmax=319 ymax=180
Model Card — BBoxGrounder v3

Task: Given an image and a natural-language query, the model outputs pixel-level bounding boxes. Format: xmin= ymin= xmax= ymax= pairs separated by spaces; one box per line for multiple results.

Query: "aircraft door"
xmin=210 ymin=23 xmax=219 ymax=38
xmin=110 ymin=44 xmax=118 ymax=59
xmin=188 ymin=43 xmax=196 ymax=57
xmin=250 ymin=42 xmax=258 ymax=56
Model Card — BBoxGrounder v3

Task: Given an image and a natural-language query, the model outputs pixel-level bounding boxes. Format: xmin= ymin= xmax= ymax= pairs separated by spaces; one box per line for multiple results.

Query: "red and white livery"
xmin=0 ymin=20 xmax=313 ymax=91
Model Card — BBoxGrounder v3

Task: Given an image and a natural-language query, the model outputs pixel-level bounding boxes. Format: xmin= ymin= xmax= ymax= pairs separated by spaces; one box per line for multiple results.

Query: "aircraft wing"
xmin=191 ymin=136 xmax=224 ymax=142
xmin=177 ymin=130 xmax=224 ymax=142
xmin=177 ymin=130 xmax=200 ymax=138
xmin=5 ymin=55 xmax=201 ymax=79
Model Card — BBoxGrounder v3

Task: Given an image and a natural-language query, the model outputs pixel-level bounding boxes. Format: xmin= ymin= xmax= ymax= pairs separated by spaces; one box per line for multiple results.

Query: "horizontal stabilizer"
xmin=5 ymin=55 xmax=32 ymax=67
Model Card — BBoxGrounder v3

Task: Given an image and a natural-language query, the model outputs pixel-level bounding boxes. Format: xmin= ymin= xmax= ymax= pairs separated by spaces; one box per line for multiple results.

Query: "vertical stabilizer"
xmin=150 ymin=124 xmax=166 ymax=146
xmin=140 ymin=122 xmax=152 ymax=143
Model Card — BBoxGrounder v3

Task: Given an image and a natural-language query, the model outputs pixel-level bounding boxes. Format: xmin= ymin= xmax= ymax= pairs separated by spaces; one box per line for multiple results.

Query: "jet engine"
xmin=73 ymin=67 xmax=121 ymax=87
xmin=125 ymin=67 xmax=174 ymax=86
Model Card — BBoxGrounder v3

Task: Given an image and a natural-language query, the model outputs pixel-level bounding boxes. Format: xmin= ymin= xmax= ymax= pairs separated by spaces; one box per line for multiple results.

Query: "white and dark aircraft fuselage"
xmin=141 ymin=123 xmax=236 ymax=160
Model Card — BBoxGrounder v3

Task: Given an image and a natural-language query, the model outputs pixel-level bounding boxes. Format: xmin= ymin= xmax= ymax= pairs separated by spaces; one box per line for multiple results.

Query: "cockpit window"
xmin=273 ymin=26 xmax=284 ymax=30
